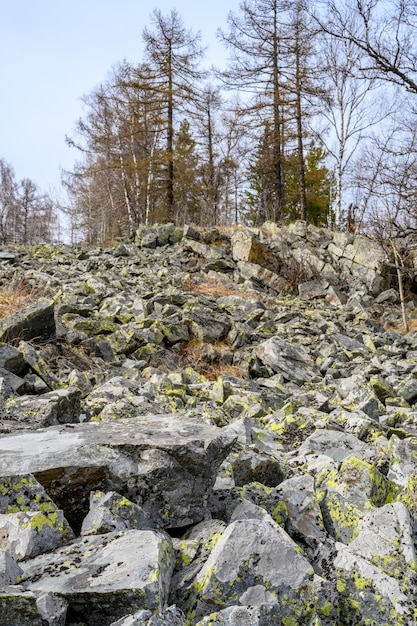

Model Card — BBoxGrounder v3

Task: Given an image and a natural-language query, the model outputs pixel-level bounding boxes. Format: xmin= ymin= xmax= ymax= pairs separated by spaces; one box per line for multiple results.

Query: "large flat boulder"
xmin=0 ymin=415 xmax=236 ymax=530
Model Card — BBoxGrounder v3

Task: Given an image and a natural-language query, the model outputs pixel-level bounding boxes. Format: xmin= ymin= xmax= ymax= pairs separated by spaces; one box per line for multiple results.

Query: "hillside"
xmin=0 ymin=221 xmax=416 ymax=625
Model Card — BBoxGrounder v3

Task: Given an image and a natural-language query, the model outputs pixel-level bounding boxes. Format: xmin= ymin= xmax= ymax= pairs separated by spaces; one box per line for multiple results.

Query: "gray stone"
xmin=297 ymin=429 xmax=374 ymax=463
xmin=4 ymin=386 xmax=81 ymax=429
xmin=273 ymin=474 xmax=327 ymax=549
xmin=189 ymin=517 xmax=331 ymax=623
xmin=110 ymin=606 xmax=186 ymax=625
xmin=0 ymin=298 xmax=55 ymax=343
xmin=0 ymin=415 xmax=236 ymax=529
xmin=0 ymin=590 xmax=46 ymax=626
xmin=21 ymin=530 xmax=175 ymax=626
xmin=0 ymin=549 xmax=22 ymax=585
xmin=230 ymin=230 xmax=277 ymax=272
xmin=0 ymin=344 xmax=26 ymax=375
xmin=0 ymin=509 xmax=74 ymax=560
xmin=81 ymin=490 xmax=153 ymax=535
xmin=254 ymin=336 xmax=316 ymax=383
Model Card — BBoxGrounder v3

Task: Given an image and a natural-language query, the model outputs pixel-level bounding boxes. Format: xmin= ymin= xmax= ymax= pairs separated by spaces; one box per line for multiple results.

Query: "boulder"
xmin=0 ymin=415 xmax=236 ymax=529
xmin=0 ymin=298 xmax=55 ymax=343
xmin=254 ymin=336 xmax=316 ymax=383
xmin=21 ymin=529 xmax=175 ymax=626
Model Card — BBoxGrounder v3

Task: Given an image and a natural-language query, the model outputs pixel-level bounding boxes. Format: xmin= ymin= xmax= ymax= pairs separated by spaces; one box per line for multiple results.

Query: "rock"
xmin=81 ymin=490 xmax=153 ymax=535
xmin=297 ymin=429 xmax=375 ymax=463
xmin=0 ymin=298 xmax=55 ymax=342
xmin=187 ymin=516 xmax=333 ymax=624
xmin=0 ymin=226 xmax=415 ymax=624
xmin=320 ymin=455 xmax=393 ymax=544
xmin=230 ymin=230 xmax=278 ymax=272
xmin=0 ymin=549 xmax=22 ymax=585
xmin=273 ymin=474 xmax=327 ymax=550
xmin=334 ymin=540 xmax=417 ymax=623
xmin=18 ymin=340 xmax=60 ymax=390
xmin=21 ymin=529 xmax=175 ymax=626
xmin=109 ymin=606 xmax=186 ymax=625
xmin=254 ymin=336 xmax=316 ymax=383
xmin=0 ymin=589 xmax=51 ymax=626
xmin=4 ymin=386 xmax=81 ymax=429
xmin=0 ymin=415 xmax=236 ymax=529
xmin=0 ymin=344 xmax=26 ymax=375
xmin=0 ymin=509 xmax=74 ymax=560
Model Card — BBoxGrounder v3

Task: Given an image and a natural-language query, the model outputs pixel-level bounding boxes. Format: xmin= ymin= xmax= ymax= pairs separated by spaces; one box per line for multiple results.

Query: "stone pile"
xmin=0 ymin=222 xmax=416 ymax=625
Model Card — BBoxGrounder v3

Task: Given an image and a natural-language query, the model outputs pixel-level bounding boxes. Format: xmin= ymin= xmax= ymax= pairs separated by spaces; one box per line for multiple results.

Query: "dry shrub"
xmin=180 ymin=339 xmax=243 ymax=381
xmin=0 ymin=280 xmax=39 ymax=320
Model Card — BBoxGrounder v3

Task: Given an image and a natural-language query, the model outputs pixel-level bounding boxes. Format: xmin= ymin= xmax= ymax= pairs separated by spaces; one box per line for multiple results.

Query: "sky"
xmin=0 ymin=1 xmax=241 ymax=197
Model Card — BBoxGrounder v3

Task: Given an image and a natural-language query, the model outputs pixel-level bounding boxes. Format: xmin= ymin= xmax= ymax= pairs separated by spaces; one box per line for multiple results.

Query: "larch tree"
xmin=218 ymin=0 xmax=290 ymax=222
xmin=142 ymin=9 xmax=206 ymax=222
xmin=219 ymin=0 xmax=323 ymax=224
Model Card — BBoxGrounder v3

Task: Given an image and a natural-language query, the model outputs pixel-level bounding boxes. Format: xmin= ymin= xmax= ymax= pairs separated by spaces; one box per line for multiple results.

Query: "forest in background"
xmin=2 ymin=0 xmax=417 ymax=246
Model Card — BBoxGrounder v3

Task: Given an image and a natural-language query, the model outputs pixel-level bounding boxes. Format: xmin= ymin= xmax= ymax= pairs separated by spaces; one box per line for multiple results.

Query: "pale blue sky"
xmin=0 ymin=1 xmax=240 ymax=195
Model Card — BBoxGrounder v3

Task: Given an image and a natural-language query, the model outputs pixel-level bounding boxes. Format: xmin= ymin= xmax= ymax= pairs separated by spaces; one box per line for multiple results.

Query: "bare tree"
xmin=313 ymin=0 xmax=417 ymax=95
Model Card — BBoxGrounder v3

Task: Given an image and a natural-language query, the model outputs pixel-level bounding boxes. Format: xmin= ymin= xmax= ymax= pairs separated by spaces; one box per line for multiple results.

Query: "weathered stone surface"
xmin=0 ymin=225 xmax=416 ymax=624
xmin=254 ymin=336 xmax=316 ymax=383
xmin=0 ymin=298 xmax=55 ymax=342
xmin=188 ymin=517 xmax=333 ymax=623
xmin=273 ymin=474 xmax=327 ymax=549
xmin=81 ymin=490 xmax=153 ymax=536
xmin=110 ymin=606 xmax=186 ymax=625
xmin=21 ymin=529 xmax=175 ymax=626
xmin=0 ymin=415 xmax=236 ymax=529
xmin=0 ymin=509 xmax=74 ymax=561
xmin=4 ymin=386 xmax=81 ymax=429
xmin=230 ymin=229 xmax=278 ymax=272
xmin=0 ymin=589 xmax=49 ymax=626
xmin=0 ymin=549 xmax=22 ymax=585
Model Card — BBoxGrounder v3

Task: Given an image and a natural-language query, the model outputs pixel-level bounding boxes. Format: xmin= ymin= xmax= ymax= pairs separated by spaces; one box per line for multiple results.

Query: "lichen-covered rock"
xmin=0 ymin=509 xmax=74 ymax=561
xmin=187 ymin=516 xmax=332 ymax=624
xmin=334 ymin=542 xmax=417 ymax=624
xmin=230 ymin=230 xmax=278 ymax=272
xmin=0 ymin=298 xmax=55 ymax=343
xmin=319 ymin=455 xmax=394 ymax=543
xmin=297 ymin=429 xmax=375 ymax=463
xmin=0 ymin=415 xmax=236 ymax=529
xmin=0 ymin=589 xmax=51 ymax=626
xmin=4 ymin=386 xmax=81 ymax=429
xmin=273 ymin=474 xmax=327 ymax=551
xmin=254 ymin=336 xmax=316 ymax=383
xmin=109 ymin=606 xmax=186 ymax=625
xmin=346 ymin=502 xmax=416 ymax=579
xmin=21 ymin=530 xmax=175 ymax=626
xmin=81 ymin=490 xmax=153 ymax=536
xmin=0 ymin=227 xmax=416 ymax=624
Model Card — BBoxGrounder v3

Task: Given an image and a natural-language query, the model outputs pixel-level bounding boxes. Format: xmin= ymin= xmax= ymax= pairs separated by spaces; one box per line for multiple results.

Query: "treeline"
xmin=0 ymin=159 xmax=59 ymax=245
xmin=5 ymin=0 xmax=417 ymax=246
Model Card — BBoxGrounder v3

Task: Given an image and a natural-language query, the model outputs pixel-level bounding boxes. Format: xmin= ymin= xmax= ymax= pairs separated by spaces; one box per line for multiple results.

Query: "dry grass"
xmin=180 ymin=339 xmax=243 ymax=381
xmin=180 ymin=276 xmax=264 ymax=301
xmin=386 ymin=318 xmax=417 ymax=334
xmin=0 ymin=280 xmax=39 ymax=320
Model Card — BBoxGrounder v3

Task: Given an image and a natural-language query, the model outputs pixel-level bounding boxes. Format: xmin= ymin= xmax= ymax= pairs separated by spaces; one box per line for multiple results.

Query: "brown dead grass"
xmin=180 ymin=339 xmax=243 ymax=381
xmin=180 ymin=276 xmax=264 ymax=302
xmin=386 ymin=318 xmax=417 ymax=334
xmin=0 ymin=280 xmax=39 ymax=320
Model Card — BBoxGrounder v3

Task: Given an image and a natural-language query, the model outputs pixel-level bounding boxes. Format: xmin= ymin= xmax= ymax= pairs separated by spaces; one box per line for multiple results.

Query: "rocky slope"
xmin=0 ymin=221 xmax=417 ymax=625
